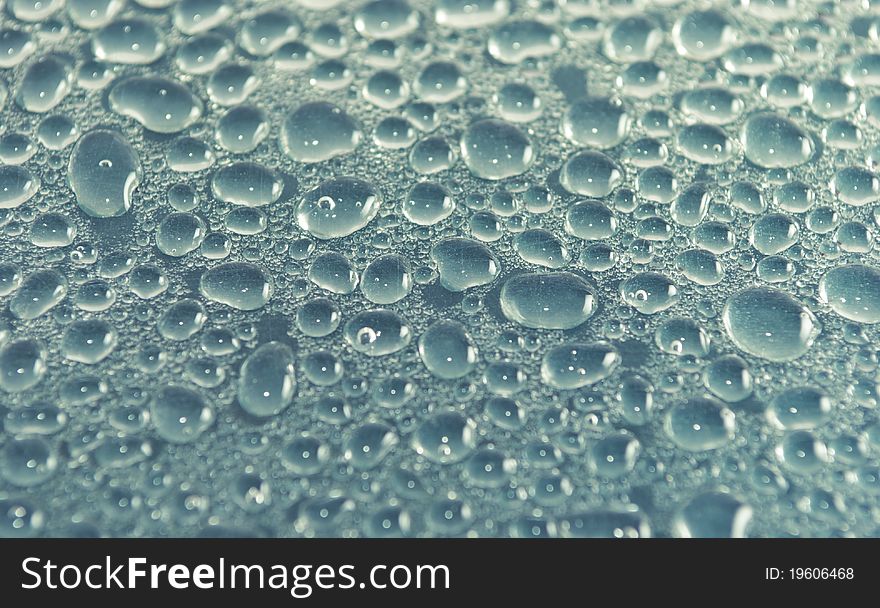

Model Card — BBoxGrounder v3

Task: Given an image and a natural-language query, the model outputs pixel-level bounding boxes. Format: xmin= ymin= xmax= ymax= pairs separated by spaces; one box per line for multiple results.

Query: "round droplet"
xmin=723 ymin=288 xmax=820 ymax=361
xmin=501 ymin=272 xmax=595 ymax=329
xmin=560 ymin=150 xmax=623 ymax=197
xmin=363 ymin=69 xmax=410 ymax=109
xmin=157 ymin=299 xmax=207 ymax=341
xmin=237 ymin=342 xmax=296 ymax=417
xmin=620 ymin=272 xmax=679 ymax=314
xmin=403 ymin=181 xmax=454 ymax=225
xmin=200 ymin=262 xmax=274 ymax=311
xmin=297 ymin=177 xmax=382 ymax=239
xmin=674 ymin=492 xmax=751 ymax=538
xmin=308 ymin=252 xmax=359 ymax=294
xmin=296 ymin=298 xmax=341 ymax=337
xmin=15 ymin=55 xmax=73 ymax=113
xmin=412 ymin=411 xmax=476 ymax=464
xmin=665 ymin=396 xmax=735 ymax=450
xmin=0 ymin=339 xmax=46 ymax=393
xmin=166 ymin=136 xmax=215 ymax=172
xmin=128 ymin=264 xmax=168 ymax=299
xmin=741 ymin=113 xmax=815 ymax=169
xmin=414 ymin=61 xmax=467 ymax=103
xmin=211 ymin=162 xmax=282 ymax=207
xmin=0 ymin=438 xmax=57 ymax=487
xmin=0 ymin=29 xmax=35 ymax=68
xmin=68 ymin=129 xmax=140 ymax=218
xmin=151 ymin=385 xmax=214 ymax=443
xmin=655 ymin=318 xmax=710 ymax=357
xmin=61 ymin=319 xmax=117 ymax=364
xmin=216 ymin=105 xmax=269 ymax=154
xmin=156 ymin=212 xmax=205 ymax=256
xmin=672 ymin=10 xmax=734 ymax=60
xmin=355 ymin=0 xmax=420 ymax=40
xmin=435 ymin=0 xmax=509 ymax=29
xmin=409 ymin=136 xmax=456 ymax=174
xmin=345 ymin=422 xmax=397 ymax=469
xmin=418 ymin=320 xmax=478 ymax=379
xmin=344 ymin=309 xmax=411 ymax=357
xmin=704 ymin=355 xmax=753 ymax=402
xmin=819 ymin=265 xmax=880 ymax=323
xmin=488 ymin=20 xmax=561 ymax=64
xmin=0 ymin=165 xmax=40 ymax=209
xmin=495 ymin=82 xmax=542 ymax=123
xmin=562 ymin=97 xmax=629 ymax=149
xmin=767 ymin=387 xmax=831 ymax=430
xmin=361 ymin=254 xmax=411 ymax=304
xmin=603 ymin=15 xmax=661 ymax=63
xmin=677 ymin=123 xmax=734 ymax=164
xmin=460 ymin=119 xmax=534 ymax=180
xmin=831 ymin=167 xmax=880 ymax=206
xmin=749 ymin=213 xmax=799 ymax=255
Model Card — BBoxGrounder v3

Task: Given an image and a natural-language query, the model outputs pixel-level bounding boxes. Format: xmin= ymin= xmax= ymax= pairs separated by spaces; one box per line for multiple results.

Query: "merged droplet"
xmin=280 ymin=102 xmax=361 ymax=163
xmin=92 ymin=19 xmax=166 ymax=64
xmin=488 ymin=20 xmax=561 ymax=64
xmin=9 ymin=270 xmax=67 ymax=320
xmin=109 ymin=76 xmax=203 ymax=133
xmin=560 ymin=150 xmax=623 ymax=197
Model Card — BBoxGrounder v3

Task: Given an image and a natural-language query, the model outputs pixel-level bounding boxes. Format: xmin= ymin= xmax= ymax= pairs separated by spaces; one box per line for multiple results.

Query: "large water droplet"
xmin=723 ymin=288 xmax=820 ymax=361
xmin=68 ymin=129 xmax=141 ymax=217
